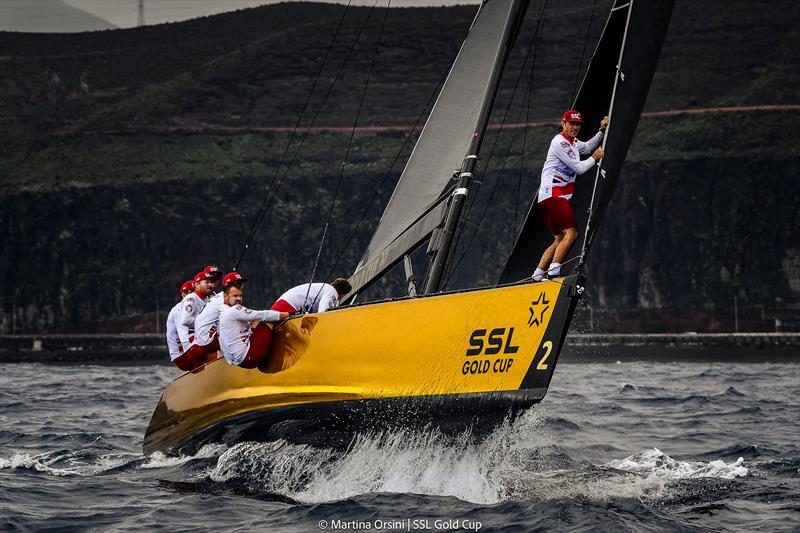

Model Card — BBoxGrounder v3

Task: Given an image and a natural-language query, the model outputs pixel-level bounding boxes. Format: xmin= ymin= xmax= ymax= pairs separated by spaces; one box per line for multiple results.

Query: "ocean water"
xmin=1 ymin=361 xmax=798 ymax=532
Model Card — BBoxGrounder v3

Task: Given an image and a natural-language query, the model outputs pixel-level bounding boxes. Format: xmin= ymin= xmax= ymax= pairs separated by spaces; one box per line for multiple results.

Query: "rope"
xmin=233 ymin=1 xmax=354 ymax=271
xmin=306 ymin=0 xmax=387 ymax=307
xmin=569 ymin=0 xmax=599 ymax=105
xmin=444 ymin=0 xmax=549 ymax=287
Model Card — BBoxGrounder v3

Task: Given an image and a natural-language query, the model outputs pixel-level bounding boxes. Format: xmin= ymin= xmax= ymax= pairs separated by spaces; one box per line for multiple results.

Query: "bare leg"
xmin=553 ymin=226 xmax=579 ymax=264
xmin=537 ymin=234 xmax=563 ymax=270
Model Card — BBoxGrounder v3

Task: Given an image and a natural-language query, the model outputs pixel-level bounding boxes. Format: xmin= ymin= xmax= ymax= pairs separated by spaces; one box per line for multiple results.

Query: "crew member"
xmin=166 ymin=280 xmax=195 ymax=365
xmin=176 ymin=266 xmax=219 ymax=352
xmin=271 ymin=278 xmax=352 ymax=314
xmin=218 ymin=273 xmax=289 ymax=369
xmin=181 ymin=270 xmax=233 ymax=366
xmin=532 ymin=110 xmax=607 ymax=281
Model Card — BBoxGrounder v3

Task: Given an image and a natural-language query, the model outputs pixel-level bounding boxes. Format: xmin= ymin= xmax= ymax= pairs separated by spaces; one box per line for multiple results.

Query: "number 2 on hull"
xmin=537 ymin=341 xmax=553 ymax=370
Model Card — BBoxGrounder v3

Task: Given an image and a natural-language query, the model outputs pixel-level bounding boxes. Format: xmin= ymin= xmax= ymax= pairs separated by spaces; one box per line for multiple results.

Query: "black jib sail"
xmin=499 ymin=0 xmax=675 ymax=283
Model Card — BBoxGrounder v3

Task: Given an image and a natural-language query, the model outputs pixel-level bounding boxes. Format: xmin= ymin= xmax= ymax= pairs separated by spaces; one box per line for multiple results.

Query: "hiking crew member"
xmin=218 ymin=273 xmax=289 ymax=369
xmin=271 ymin=278 xmax=352 ymax=314
xmin=533 ymin=110 xmax=607 ymax=281
xmin=176 ymin=266 xmax=221 ymax=351
xmin=166 ymin=280 xmax=195 ymax=365
xmin=181 ymin=271 xmax=234 ymax=366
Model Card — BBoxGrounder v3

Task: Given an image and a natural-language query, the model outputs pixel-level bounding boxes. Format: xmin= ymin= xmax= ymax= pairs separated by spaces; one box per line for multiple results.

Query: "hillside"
xmin=0 ymin=0 xmax=798 ymax=333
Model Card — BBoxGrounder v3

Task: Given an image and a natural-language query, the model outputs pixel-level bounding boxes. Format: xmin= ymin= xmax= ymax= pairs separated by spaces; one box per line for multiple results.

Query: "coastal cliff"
xmin=1 ymin=0 xmax=797 ymax=333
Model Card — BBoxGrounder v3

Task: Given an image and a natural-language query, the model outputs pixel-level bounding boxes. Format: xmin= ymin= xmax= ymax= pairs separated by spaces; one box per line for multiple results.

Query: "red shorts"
xmin=181 ymin=336 xmax=220 ymax=364
xmin=271 ymin=299 xmax=297 ymax=313
xmin=539 ymin=197 xmax=576 ymax=236
xmin=240 ymin=323 xmax=274 ymax=369
xmin=173 ymin=337 xmax=219 ymax=372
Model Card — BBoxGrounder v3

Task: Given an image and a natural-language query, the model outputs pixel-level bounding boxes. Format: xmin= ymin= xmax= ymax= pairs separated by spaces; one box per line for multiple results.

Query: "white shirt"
xmin=538 ymin=130 xmax=603 ymax=202
xmin=218 ymin=303 xmax=282 ymax=366
xmin=177 ymin=290 xmax=211 ymax=351
xmin=276 ymin=283 xmax=339 ymax=313
xmin=165 ymin=302 xmax=183 ymax=361
xmin=193 ymin=292 xmax=223 ymax=347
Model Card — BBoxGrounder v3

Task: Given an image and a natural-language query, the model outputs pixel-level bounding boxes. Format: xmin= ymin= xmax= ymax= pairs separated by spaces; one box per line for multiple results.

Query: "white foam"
xmin=0 ymin=451 xmax=100 ymax=477
xmin=0 ymin=443 xmax=225 ymax=477
xmin=140 ymin=443 xmax=227 ymax=469
xmin=607 ymin=448 xmax=748 ymax=480
xmin=205 ymin=413 xmax=752 ymax=505
xmin=209 ymin=409 xmax=552 ymax=505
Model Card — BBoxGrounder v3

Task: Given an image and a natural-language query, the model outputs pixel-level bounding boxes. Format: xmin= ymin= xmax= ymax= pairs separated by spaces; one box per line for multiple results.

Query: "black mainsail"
xmin=500 ymin=0 xmax=675 ymax=283
xmin=349 ymin=0 xmax=530 ymax=298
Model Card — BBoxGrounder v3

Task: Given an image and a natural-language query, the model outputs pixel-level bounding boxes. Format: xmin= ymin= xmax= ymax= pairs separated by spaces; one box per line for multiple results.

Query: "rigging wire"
xmin=233 ymin=0 xmax=355 ymax=271
xmin=569 ymin=0 xmax=599 ymax=105
xmin=305 ymin=0 xmax=388 ymax=306
xmin=512 ymin=34 xmax=537 ymax=247
xmin=255 ymin=0 xmax=380 ymax=283
xmin=322 ymin=65 xmax=450 ymax=283
xmin=443 ymin=0 xmax=549 ymax=288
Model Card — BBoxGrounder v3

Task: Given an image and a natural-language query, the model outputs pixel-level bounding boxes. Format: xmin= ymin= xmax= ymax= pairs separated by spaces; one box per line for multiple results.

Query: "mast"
xmin=423 ymin=0 xmax=530 ymax=294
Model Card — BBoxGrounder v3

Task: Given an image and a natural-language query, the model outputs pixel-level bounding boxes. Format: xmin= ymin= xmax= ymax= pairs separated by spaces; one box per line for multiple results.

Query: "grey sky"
xmin=1 ymin=0 xmax=481 ymax=33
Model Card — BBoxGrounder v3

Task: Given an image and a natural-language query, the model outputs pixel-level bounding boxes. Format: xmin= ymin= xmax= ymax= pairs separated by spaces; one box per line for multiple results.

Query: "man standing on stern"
xmin=533 ymin=110 xmax=607 ymax=281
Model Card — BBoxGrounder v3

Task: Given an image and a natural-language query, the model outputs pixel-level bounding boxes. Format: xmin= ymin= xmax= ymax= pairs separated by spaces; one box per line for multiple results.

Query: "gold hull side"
xmin=144 ymin=277 xmax=580 ymax=454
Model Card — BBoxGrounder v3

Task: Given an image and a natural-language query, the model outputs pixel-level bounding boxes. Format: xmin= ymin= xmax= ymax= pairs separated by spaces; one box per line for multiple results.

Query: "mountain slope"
xmin=0 ymin=0 xmax=798 ymax=333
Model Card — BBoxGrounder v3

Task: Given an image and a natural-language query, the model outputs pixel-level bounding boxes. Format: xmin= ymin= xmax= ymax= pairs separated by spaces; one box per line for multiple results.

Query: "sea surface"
xmin=1 ymin=360 xmax=798 ymax=532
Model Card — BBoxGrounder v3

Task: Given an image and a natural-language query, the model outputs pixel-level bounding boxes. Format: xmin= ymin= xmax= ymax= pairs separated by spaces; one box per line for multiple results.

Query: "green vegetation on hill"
xmin=0 ymin=0 xmax=798 ymax=333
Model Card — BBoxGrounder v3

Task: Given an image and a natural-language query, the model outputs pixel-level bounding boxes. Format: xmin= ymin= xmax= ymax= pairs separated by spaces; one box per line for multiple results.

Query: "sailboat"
xmin=144 ymin=0 xmax=675 ymax=455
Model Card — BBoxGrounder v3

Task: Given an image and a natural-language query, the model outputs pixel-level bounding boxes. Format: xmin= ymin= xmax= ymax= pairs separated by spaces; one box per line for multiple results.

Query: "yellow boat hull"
xmin=143 ymin=275 xmax=584 ymax=455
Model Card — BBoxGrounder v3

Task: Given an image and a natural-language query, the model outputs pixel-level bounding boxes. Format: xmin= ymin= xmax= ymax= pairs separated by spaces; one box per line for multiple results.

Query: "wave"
xmin=606 ymin=448 xmax=748 ymax=480
xmin=696 ymin=443 xmax=777 ymax=461
xmin=140 ymin=443 xmax=226 ymax=469
xmin=0 ymin=449 xmax=135 ymax=477
xmin=206 ymin=409 xmax=577 ymax=505
xmin=0 ymin=441 xmax=228 ymax=479
xmin=201 ymin=411 xmax=751 ymax=506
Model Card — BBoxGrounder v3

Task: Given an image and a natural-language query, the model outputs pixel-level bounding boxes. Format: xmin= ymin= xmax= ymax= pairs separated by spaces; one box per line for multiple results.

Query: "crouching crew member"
xmin=166 ymin=280 xmax=195 ymax=365
xmin=181 ymin=271 xmax=233 ymax=366
xmin=271 ymin=278 xmax=352 ymax=314
xmin=176 ymin=266 xmax=221 ymax=350
xmin=218 ymin=273 xmax=290 ymax=369
xmin=174 ymin=266 xmax=221 ymax=371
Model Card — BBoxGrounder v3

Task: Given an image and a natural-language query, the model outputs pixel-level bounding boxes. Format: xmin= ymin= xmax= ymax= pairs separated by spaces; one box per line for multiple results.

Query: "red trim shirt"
xmin=538 ymin=130 xmax=603 ymax=202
